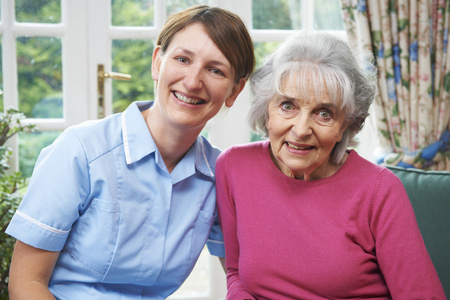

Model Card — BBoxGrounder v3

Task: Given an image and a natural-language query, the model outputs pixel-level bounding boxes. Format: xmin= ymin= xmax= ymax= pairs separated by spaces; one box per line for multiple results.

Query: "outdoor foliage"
xmin=0 ymin=109 xmax=35 ymax=299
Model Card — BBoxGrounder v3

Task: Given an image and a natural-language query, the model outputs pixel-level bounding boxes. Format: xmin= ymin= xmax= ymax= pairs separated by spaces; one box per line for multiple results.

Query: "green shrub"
xmin=0 ymin=108 xmax=35 ymax=299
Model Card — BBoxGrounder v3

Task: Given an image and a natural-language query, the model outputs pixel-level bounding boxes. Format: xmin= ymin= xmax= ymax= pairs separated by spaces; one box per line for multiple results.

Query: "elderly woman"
xmin=216 ymin=31 xmax=445 ymax=299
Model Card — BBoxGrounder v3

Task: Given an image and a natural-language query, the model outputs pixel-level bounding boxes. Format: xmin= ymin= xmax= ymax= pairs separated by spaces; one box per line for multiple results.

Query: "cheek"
xmin=322 ymin=128 xmax=344 ymax=146
xmin=267 ymin=116 xmax=287 ymax=141
xmin=266 ymin=115 xmax=278 ymax=135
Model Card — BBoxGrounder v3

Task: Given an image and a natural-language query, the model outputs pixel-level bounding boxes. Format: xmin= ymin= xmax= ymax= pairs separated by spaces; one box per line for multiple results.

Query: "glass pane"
xmin=17 ymin=37 xmax=63 ymax=118
xmin=19 ymin=131 xmax=61 ymax=178
xmin=254 ymin=41 xmax=281 ymax=68
xmin=111 ymin=0 xmax=154 ymax=27
xmin=252 ymin=0 xmax=301 ymax=30
xmin=314 ymin=0 xmax=344 ymax=30
xmin=0 ymin=37 xmax=3 ymax=112
xmin=166 ymin=0 xmax=206 ymax=17
xmin=251 ymin=41 xmax=281 ymax=142
xmin=112 ymin=39 xmax=154 ymax=113
xmin=15 ymin=0 xmax=61 ymax=23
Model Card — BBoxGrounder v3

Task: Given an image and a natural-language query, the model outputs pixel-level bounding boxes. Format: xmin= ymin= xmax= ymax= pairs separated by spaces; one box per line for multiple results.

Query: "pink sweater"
xmin=216 ymin=141 xmax=445 ymax=299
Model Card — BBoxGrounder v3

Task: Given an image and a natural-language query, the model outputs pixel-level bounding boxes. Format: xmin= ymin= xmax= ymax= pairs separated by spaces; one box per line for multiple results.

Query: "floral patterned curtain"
xmin=341 ymin=0 xmax=450 ymax=170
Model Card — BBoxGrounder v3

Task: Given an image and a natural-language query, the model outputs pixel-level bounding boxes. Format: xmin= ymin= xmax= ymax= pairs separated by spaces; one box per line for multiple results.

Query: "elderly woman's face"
xmin=267 ymin=80 xmax=348 ymax=180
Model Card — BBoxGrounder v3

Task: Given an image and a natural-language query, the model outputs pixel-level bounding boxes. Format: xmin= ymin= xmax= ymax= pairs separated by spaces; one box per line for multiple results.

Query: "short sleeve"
xmin=206 ymin=211 xmax=225 ymax=257
xmin=6 ymin=129 xmax=90 ymax=251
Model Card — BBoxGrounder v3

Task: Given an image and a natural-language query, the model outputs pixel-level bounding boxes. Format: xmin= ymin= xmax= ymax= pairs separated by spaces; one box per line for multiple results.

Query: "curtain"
xmin=341 ymin=0 xmax=450 ymax=170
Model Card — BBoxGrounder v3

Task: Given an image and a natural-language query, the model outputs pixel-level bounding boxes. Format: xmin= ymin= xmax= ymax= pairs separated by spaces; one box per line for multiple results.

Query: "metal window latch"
xmin=97 ymin=64 xmax=132 ymax=118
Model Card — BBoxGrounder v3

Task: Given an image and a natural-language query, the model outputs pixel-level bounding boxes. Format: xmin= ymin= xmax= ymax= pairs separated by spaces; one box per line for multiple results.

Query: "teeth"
xmin=175 ymin=92 xmax=203 ymax=104
xmin=287 ymin=142 xmax=311 ymax=150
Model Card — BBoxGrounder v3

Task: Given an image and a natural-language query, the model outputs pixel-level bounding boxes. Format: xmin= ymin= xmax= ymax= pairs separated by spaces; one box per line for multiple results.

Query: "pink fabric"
xmin=216 ymin=141 xmax=445 ymax=299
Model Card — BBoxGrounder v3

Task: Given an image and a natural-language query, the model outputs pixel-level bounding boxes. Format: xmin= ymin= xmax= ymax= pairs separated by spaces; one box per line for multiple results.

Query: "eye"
xmin=281 ymin=102 xmax=295 ymax=111
xmin=318 ymin=110 xmax=332 ymax=118
xmin=176 ymin=57 xmax=188 ymax=63
xmin=210 ymin=68 xmax=225 ymax=76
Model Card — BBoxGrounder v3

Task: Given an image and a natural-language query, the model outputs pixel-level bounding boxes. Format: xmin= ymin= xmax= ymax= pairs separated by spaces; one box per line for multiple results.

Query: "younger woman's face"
xmin=151 ymin=22 xmax=245 ymax=132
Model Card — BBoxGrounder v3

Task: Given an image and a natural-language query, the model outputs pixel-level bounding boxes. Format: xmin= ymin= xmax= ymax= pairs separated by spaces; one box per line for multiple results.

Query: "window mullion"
xmin=301 ymin=0 xmax=314 ymax=30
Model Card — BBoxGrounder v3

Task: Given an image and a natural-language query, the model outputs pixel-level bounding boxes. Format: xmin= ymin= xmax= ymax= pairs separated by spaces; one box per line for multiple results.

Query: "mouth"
xmin=174 ymin=92 xmax=205 ymax=105
xmin=286 ymin=142 xmax=314 ymax=151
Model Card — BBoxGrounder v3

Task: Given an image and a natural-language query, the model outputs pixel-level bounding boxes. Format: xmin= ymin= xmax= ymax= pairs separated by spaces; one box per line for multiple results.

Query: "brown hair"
xmin=157 ymin=5 xmax=255 ymax=83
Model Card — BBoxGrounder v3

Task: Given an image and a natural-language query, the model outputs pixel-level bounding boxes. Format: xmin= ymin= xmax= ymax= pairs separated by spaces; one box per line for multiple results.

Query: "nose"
xmin=291 ymin=113 xmax=313 ymax=138
xmin=184 ymin=66 xmax=203 ymax=91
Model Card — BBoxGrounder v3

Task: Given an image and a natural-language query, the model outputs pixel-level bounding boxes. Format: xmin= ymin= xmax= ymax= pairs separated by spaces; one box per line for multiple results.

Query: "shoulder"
xmin=193 ymin=135 xmax=222 ymax=177
xmin=41 ymin=115 xmax=122 ymax=163
xmin=345 ymin=150 xmax=401 ymax=184
xmin=216 ymin=141 xmax=268 ymax=178
xmin=53 ymin=113 xmax=123 ymax=163
xmin=344 ymin=151 xmax=407 ymax=206
xmin=218 ymin=140 xmax=268 ymax=163
xmin=196 ymin=135 xmax=221 ymax=161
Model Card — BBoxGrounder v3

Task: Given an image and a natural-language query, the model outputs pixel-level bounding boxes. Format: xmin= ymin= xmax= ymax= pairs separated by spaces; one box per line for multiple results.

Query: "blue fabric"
xmin=6 ymin=101 xmax=224 ymax=300
xmin=379 ymin=129 xmax=450 ymax=169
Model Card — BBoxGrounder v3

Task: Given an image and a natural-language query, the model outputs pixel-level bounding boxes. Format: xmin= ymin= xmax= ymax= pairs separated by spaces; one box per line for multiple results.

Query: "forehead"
xmin=167 ymin=23 xmax=231 ymax=62
xmin=277 ymin=69 xmax=342 ymax=106
xmin=279 ymin=73 xmax=335 ymax=105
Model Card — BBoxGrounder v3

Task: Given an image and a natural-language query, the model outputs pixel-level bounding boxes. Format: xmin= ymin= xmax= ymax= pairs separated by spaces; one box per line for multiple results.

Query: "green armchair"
xmin=386 ymin=165 xmax=450 ymax=297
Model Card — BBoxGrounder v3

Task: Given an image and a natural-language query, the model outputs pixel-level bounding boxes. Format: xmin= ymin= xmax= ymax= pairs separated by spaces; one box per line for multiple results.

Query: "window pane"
xmin=252 ymin=0 xmax=301 ymax=30
xmin=314 ymin=0 xmax=344 ymax=30
xmin=254 ymin=41 xmax=281 ymax=68
xmin=111 ymin=0 xmax=154 ymax=26
xmin=112 ymin=39 xmax=154 ymax=113
xmin=19 ymin=131 xmax=61 ymax=177
xmin=250 ymin=41 xmax=281 ymax=143
xmin=166 ymin=0 xmax=206 ymax=17
xmin=15 ymin=0 xmax=61 ymax=23
xmin=17 ymin=37 xmax=63 ymax=118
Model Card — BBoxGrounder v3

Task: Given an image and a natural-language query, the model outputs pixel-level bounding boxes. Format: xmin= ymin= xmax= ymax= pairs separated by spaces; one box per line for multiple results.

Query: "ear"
xmin=151 ymin=46 xmax=162 ymax=82
xmin=225 ymin=78 xmax=247 ymax=108
xmin=337 ymin=120 xmax=350 ymax=142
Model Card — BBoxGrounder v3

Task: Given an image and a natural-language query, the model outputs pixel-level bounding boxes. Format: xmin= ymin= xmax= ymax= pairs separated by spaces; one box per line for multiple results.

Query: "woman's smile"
xmin=173 ymin=91 xmax=205 ymax=105
xmin=285 ymin=141 xmax=314 ymax=151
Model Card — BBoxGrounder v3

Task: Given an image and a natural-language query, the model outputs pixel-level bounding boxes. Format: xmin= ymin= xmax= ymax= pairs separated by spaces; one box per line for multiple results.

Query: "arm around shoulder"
xmin=8 ymin=240 xmax=60 ymax=300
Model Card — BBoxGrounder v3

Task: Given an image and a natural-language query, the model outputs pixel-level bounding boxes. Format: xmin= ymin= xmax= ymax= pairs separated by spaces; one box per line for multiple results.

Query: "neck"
xmin=269 ymin=145 xmax=348 ymax=181
xmin=142 ymin=108 xmax=201 ymax=173
xmin=301 ymin=153 xmax=348 ymax=180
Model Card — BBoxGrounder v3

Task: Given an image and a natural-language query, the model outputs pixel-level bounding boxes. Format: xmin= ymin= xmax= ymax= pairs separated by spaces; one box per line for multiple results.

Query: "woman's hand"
xmin=8 ymin=240 xmax=60 ymax=300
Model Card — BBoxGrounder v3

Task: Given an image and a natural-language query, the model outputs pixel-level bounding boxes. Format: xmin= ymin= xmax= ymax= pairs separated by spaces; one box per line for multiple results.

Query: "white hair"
xmin=248 ymin=31 xmax=377 ymax=163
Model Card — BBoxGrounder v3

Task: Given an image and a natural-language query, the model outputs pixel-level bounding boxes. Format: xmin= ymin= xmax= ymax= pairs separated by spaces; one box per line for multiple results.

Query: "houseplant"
xmin=0 ymin=108 xmax=35 ymax=299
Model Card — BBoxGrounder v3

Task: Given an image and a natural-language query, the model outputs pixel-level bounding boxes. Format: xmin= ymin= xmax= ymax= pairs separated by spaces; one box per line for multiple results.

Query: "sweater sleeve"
xmin=216 ymin=149 xmax=256 ymax=300
xmin=371 ymin=169 xmax=446 ymax=299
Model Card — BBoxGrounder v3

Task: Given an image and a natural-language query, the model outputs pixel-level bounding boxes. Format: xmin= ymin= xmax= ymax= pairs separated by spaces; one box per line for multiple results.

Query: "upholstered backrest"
xmin=386 ymin=165 xmax=450 ymax=297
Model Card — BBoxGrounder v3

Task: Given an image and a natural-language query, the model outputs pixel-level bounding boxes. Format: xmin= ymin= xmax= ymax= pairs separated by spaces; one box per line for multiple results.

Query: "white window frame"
xmin=1 ymin=0 xmax=91 ymax=171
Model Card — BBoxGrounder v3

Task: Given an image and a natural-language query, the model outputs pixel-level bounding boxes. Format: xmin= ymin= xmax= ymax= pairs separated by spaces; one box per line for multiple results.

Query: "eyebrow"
xmin=281 ymin=95 xmax=339 ymax=110
xmin=319 ymin=103 xmax=338 ymax=110
xmin=175 ymin=47 xmax=231 ymax=69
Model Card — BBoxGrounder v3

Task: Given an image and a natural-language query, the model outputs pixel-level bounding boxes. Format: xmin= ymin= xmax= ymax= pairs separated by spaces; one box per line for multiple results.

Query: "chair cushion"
xmin=386 ymin=165 xmax=450 ymax=297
